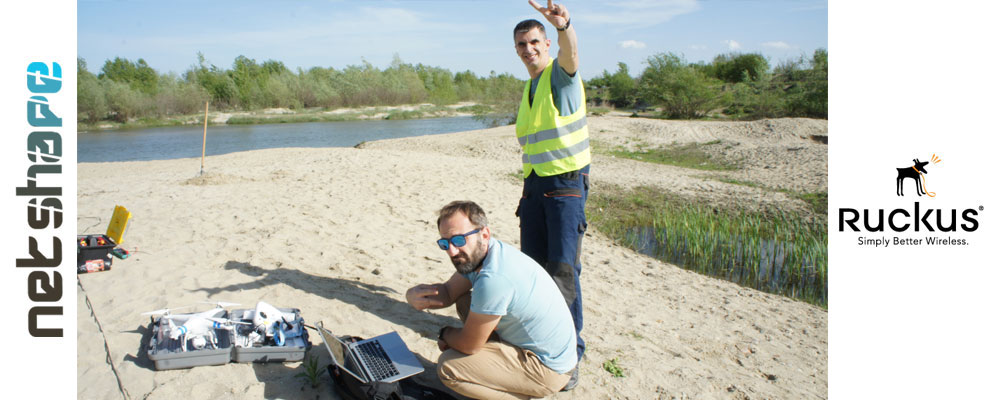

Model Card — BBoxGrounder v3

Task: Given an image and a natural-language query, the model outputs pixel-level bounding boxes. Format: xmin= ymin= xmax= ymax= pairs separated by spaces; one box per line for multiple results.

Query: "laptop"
xmin=316 ymin=321 xmax=424 ymax=383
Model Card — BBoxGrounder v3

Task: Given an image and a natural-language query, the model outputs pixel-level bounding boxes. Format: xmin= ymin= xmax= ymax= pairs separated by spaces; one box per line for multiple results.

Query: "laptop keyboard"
xmin=357 ymin=340 xmax=400 ymax=381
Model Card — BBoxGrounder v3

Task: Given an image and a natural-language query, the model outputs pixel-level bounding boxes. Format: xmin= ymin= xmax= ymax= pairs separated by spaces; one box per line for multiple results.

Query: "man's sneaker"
xmin=561 ymin=367 xmax=579 ymax=392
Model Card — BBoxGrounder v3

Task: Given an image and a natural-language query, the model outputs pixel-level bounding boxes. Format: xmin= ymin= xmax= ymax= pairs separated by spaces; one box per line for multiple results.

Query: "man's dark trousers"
xmin=518 ymin=164 xmax=589 ymax=360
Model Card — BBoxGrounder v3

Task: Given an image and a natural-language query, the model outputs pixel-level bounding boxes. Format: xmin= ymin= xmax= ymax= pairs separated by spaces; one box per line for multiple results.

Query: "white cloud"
xmin=576 ymin=0 xmax=700 ymax=30
xmin=690 ymin=44 xmax=707 ymax=50
xmin=620 ymin=40 xmax=647 ymax=49
xmin=723 ymin=40 xmax=741 ymax=51
xmin=762 ymin=41 xmax=792 ymax=49
xmin=356 ymin=6 xmax=423 ymax=28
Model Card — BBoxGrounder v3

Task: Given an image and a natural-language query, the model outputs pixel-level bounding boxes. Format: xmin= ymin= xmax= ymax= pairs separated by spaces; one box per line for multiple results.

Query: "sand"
xmin=77 ymin=116 xmax=828 ymax=399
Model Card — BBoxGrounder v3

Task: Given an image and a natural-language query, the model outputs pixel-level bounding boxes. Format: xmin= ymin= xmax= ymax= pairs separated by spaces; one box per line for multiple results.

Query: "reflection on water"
xmin=78 ymin=116 xmax=490 ymax=163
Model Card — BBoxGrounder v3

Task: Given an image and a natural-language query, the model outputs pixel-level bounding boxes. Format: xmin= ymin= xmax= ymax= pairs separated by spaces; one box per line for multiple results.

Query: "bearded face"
xmin=438 ymin=212 xmax=490 ymax=274
xmin=450 ymin=234 xmax=488 ymax=274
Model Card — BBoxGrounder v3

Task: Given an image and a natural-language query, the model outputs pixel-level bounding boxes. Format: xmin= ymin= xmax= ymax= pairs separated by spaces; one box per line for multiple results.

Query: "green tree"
xmin=417 ymin=64 xmax=458 ymax=105
xmin=780 ymin=48 xmax=828 ymax=118
xmin=299 ymin=66 xmax=341 ymax=108
xmin=453 ymin=70 xmax=481 ymax=101
xmin=639 ymin=53 xmax=723 ymax=119
xmin=77 ymin=58 xmax=108 ymax=123
xmin=99 ymin=57 xmax=159 ymax=95
xmin=385 ymin=54 xmax=428 ymax=105
xmin=155 ymin=73 xmax=211 ymax=115
xmin=585 ymin=72 xmax=609 ymax=106
xmin=186 ymin=52 xmax=238 ymax=107
xmin=709 ymin=53 xmax=770 ymax=84
xmin=474 ymin=71 xmax=524 ymax=127
xmin=102 ymin=79 xmax=152 ymax=122
xmin=230 ymin=55 xmax=267 ymax=108
xmin=711 ymin=54 xmax=781 ymax=119
xmin=725 ymin=79 xmax=783 ymax=119
xmin=606 ymin=62 xmax=637 ymax=108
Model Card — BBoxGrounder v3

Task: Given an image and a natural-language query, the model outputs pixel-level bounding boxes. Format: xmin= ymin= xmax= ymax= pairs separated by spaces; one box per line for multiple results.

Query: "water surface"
xmin=78 ymin=116 xmax=490 ymax=163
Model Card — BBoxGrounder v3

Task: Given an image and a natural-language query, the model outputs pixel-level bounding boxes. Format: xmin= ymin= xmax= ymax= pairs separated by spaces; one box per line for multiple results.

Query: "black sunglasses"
xmin=437 ymin=229 xmax=481 ymax=250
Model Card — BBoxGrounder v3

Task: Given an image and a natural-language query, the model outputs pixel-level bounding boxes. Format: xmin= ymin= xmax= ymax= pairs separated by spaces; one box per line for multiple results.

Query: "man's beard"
xmin=451 ymin=242 xmax=486 ymax=274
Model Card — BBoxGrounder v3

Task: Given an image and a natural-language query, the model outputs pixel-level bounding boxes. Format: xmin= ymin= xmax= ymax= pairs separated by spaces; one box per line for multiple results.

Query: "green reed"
xmin=589 ymin=186 xmax=827 ymax=307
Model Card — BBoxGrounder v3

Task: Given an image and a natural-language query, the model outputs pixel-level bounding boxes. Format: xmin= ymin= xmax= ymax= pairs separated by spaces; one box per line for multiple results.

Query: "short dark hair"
xmin=514 ymin=19 xmax=546 ymax=39
xmin=437 ymin=201 xmax=488 ymax=229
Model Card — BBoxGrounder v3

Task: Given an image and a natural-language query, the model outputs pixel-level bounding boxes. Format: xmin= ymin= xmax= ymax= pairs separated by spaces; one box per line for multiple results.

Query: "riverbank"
xmin=78 ymin=102 xmax=489 ymax=132
xmin=77 ymin=116 xmax=828 ymax=399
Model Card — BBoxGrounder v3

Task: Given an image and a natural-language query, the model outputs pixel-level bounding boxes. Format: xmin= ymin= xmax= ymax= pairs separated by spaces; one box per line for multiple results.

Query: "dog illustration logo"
xmin=895 ymin=154 xmax=940 ymax=197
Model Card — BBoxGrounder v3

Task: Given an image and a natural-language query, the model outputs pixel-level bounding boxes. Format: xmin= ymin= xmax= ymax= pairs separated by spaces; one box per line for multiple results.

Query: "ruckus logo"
xmin=839 ymin=152 xmax=982 ymax=234
xmin=895 ymin=154 xmax=941 ymax=197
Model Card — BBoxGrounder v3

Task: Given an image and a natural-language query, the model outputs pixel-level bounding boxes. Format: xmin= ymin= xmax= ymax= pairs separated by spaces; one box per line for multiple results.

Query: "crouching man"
xmin=405 ymin=201 xmax=577 ymax=399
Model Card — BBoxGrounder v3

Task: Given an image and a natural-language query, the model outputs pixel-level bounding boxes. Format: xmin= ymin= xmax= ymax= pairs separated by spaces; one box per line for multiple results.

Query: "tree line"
xmin=77 ymin=53 xmax=523 ymax=124
xmin=588 ymin=49 xmax=827 ymax=119
xmin=78 ymin=49 xmax=827 ymax=125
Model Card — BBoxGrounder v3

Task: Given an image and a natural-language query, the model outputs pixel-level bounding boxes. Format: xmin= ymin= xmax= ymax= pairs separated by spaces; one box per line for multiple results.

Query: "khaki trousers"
xmin=437 ymin=293 xmax=571 ymax=399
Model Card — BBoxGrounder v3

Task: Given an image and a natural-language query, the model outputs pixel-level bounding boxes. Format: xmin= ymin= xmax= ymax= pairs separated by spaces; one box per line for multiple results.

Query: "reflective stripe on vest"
xmin=517 ymin=117 xmax=588 ymax=147
xmin=522 ymin=137 xmax=590 ymax=165
xmin=515 ymin=58 xmax=590 ymax=178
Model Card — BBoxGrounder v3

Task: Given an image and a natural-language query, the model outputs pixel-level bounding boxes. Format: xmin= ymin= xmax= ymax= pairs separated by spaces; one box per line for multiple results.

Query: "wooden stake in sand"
xmin=200 ymin=101 xmax=209 ymax=175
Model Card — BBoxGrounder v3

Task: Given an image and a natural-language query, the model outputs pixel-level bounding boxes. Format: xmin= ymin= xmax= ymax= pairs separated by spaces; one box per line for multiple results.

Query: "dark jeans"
xmin=516 ymin=164 xmax=589 ymax=360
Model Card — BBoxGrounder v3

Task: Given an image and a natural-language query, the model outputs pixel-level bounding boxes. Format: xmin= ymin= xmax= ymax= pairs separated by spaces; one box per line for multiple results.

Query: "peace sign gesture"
xmin=529 ymin=0 xmax=570 ymax=30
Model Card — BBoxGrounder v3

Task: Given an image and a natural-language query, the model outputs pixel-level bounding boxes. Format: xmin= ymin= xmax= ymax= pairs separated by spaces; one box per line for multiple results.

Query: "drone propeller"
xmin=141 ymin=304 xmax=195 ymax=316
xmin=206 ymin=317 xmax=251 ymax=325
xmin=200 ymin=301 xmax=241 ymax=308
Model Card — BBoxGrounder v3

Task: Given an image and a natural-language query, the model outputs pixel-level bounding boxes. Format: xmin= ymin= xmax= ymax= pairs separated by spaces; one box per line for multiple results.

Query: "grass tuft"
xmin=603 ymin=358 xmax=626 ymax=378
xmin=295 ymin=354 xmax=323 ymax=388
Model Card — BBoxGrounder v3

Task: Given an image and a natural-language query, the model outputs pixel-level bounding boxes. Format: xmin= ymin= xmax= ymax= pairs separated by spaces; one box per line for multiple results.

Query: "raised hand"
xmin=529 ymin=0 xmax=570 ymax=30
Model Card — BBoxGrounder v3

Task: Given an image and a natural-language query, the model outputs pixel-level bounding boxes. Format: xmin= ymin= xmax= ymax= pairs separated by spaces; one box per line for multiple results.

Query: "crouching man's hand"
xmin=405 ymin=284 xmax=446 ymax=311
xmin=437 ymin=326 xmax=453 ymax=351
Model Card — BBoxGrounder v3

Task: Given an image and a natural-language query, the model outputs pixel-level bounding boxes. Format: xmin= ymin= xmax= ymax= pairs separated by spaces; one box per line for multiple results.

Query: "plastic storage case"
xmin=229 ymin=308 xmax=310 ymax=363
xmin=77 ymin=234 xmax=116 ymax=273
xmin=146 ymin=310 xmax=233 ymax=370
xmin=144 ymin=306 xmax=310 ymax=370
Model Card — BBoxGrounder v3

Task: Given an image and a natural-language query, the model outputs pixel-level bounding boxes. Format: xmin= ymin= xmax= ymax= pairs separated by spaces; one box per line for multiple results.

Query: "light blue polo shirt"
xmin=460 ymin=238 xmax=577 ymax=374
xmin=529 ymin=58 xmax=583 ymax=116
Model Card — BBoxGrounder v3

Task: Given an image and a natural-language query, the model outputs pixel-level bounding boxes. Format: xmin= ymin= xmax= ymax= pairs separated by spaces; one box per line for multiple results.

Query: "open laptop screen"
xmin=317 ymin=322 xmax=367 ymax=382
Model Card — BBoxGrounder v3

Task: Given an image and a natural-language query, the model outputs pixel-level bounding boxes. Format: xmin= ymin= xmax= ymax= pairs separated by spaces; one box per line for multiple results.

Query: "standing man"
xmin=513 ymin=0 xmax=589 ymax=385
xmin=406 ymin=201 xmax=577 ymax=398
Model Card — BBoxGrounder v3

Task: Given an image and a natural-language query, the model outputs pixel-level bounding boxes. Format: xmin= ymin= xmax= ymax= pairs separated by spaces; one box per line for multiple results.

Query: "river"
xmin=78 ymin=116 xmax=491 ymax=163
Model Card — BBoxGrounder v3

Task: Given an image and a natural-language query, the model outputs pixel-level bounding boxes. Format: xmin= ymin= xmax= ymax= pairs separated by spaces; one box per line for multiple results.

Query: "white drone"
xmin=142 ymin=301 xmax=249 ymax=352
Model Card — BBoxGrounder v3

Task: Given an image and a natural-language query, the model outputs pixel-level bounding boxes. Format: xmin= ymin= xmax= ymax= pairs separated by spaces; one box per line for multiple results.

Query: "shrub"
xmin=781 ymin=49 xmax=828 ymax=118
xmin=99 ymin=57 xmax=159 ymax=95
xmin=639 ymin=53 xmax=724 ymax=119
xmin=708 ymin=53 xmax=770 ymax=83
xmin=78 ymin=58 xmax=108 ymax=123
xmin=103 ymin=79 xmax=153 ymax=122
xmin=472 ymin=71 xmax=524 ymax=127
xmin=724 ymin=79 xmax=783 ymax=120
xmin=607 ymin=62 xmax=638 ymax=108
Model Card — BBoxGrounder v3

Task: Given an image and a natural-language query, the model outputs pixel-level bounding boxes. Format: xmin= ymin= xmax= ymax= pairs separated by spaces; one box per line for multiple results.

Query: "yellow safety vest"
xmin=515 ymin=59 xmax=590 ymax=178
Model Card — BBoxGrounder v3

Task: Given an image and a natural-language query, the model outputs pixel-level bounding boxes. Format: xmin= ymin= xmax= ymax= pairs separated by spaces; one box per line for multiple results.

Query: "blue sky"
xmin=78 ymin=0 xmax=828 ymax=80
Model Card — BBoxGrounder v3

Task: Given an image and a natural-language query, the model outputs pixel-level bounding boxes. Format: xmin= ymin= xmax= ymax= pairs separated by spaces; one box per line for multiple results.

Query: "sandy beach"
xmin=77 ymin=116 xmax=828 ymax=399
